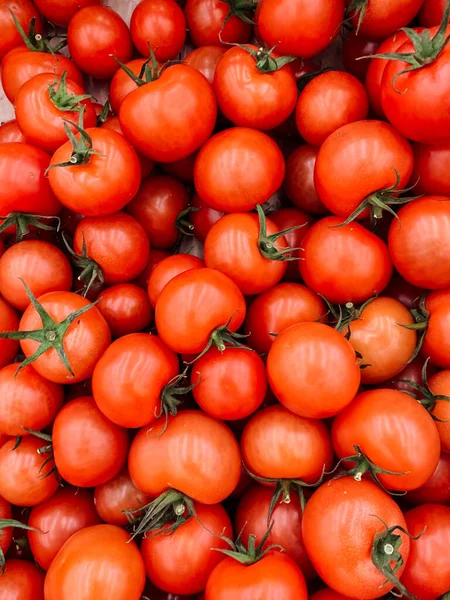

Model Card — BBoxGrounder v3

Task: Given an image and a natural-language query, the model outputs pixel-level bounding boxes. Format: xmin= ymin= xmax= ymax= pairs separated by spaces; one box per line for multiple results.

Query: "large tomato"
xmin=347 ymin=0 xmax=424 ymax=40
xmin=94 ymin=467 xmax=150 ymax=526
xmin=184 ymin=45 xmax=227 ymax=84
xmin=33 ymin=0 xmax=101 ymax=26
xmin=0 ymin=559 xmax=45 ymax=599
xmin=0 ymin=295 xmax=19 ymax=370
xmin=148 ymin=254 xmax=205 ymax=307
xmin=185 ymin=0 xmax=253 ymax=47
xmin=283 ymin=145 xmax=327 ymax=215
xmin=411 ymin=140 xmax=450 ymax=196
xmin=0 ymin=0 xmax=42 ymax=61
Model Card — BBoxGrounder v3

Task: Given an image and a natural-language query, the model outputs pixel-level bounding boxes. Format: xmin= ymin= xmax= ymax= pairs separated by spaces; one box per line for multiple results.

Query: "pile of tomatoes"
xmin=1 ymin=0 xmax=450 ymax=598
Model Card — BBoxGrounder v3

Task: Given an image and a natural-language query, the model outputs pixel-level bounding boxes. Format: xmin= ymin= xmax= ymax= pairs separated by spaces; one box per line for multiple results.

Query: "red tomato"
xmin=129 ymin=410 xmax=241 ymax=504
xmin=53 ymin=396 xmax=128 ymax=487
xmin=384 ymin=275 xmax=424 ymax=310
xmin=97 ymin=284 xmax=153 ymax=338
xmin=401 ymin=504 xmax=450 ymax=599
xmin=130 ymin=0 xmax=186 ymax=62
xmin=142 ymin=502 xmax=232 ymax=595
xmin=270 ymin=206 xmax=313 ymax=281
xmin=407 ymin=453 xmax=450 ymax=505
xmin=94 ymin=467 xmax=150 ymax=526
xmin=342 ymin=32 xmax=379 ymax=80
xmin=185 ymin=0 xmax=252 ymax=47
xmin=347 ymin=0 xmax=424 ymax=40
xmin=299 ymin=216 xmax=393 ymax=304
xmin=283 ymin=145 xmax=327 ymax=214
xmin=109 ymin=58 xmax=149 ymax=114
xmin=255 ymin=0 xmax=344 ymax=58
xmin=189 ymin=193 xmax=223 ymax=242
xmin=155 ymin=268 xmax=246 ymax=355
xmin=34 ymin=0 xmax=101 ymax=26
xmin=420 ymin=291 xmax=450 ymax=368
xmin=68 ymin=6 xmax=132 ymax=79
xmin=419 ymin=0 xmax=447 ymax=25
xmin=160 ymin=151 xmax=197 ymax=182
xmin=92 ymin=333 xmax=179 ymax=428
xmin=134 ymin=249 xmax=171 ymax=289
xmin=0 ymin=0 xmax=42 ymax=61
xmin=28 ymin=487 xmax=101 ymax=571
xmin=44 ymin=525 xmax=146 ymax=600
xmin=120 ymin=65 xmax=217 ymax=163
xmin=0 ymin=493 xmax=13 ymax=559
xmin=332 ymin=388 xmax=441 ymax=491
xmin=184 ymin=45 xmax=226 ymax=84
xmin=411 ymin=141 xmax=450 ymax=196
xmin=194 ymin=128 xmax=285 ymax=212
xmin=148 ymin=254 xmax=204 ymax=307
xmin=0 ymin=295 xmax=19 ymax=370
xmin=303 ymin=478 xmax=411 ymax=598
xmin=427 ymin=369 xmax=450 ymax=453
xmin=311 ymin=589 xmax=357 ymax=600
xmin=0 ymin=559 xmax=45 ymax=599
xmin=0 ymin=436 xmax=58 ymax=506
xmin=0 ymin=119 xmax=26 ymax=144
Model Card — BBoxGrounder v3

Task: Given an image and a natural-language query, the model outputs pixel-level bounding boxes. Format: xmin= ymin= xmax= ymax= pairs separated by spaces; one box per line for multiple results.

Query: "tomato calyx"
xmin=8 ymin=10 xmax=67 ymax=54
xmin=213 ymin=522 xmax=282 ymax=566
xmin=0 ymin=212 xmax=60 ymax=243
xmin=114 ymin=49 xmax=162 ymax=87
xmin=175 ymin=206 xmax=199 ymax=239
xmin=239 ymin=44 xmax=297 ymax=73
xmin=256 ymin=205 xmax=304 ymax=261
xmin=154 ymin=368 xmax=201 ymax=436
xmin=96 ymin=100 xmax=111 ymax=126
xmin=346 ymin=0 xmax=368 ymax=34
xmin=47 ymin=70 xmax=91 ymax=113
xmin=401 ymin=295 xmax=429 ymax=363
xmin=187 ymin=315 xmax=250 ymax=363
xmin=0 ymin=518 xmax=41 ymax=573
xmin=297 ymin=67 xmax=334 ymax=92
xmin=223 ymin=0 xmax=256 ymax=26
xmin=62 ymin=233 xmax=104 ymax=297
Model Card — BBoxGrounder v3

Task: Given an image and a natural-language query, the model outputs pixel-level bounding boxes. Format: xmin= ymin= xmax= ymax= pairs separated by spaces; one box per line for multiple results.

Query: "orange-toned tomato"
xmin=0 ymin=559 xmax=45 ymax=599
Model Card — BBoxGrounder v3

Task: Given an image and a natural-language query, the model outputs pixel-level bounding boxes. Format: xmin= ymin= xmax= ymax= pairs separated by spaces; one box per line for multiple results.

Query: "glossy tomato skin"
xmin=130 ymin=0 xmax=186 ymax=62
xmin=194 ymin=128 xmax=285 ymax=212
xmin=427 ymin=370 xmax=450 ymax=453
xmin=270 ymin=206 xmax=313 ymax=281
xmin=44 ymin=524 xmax=146 ymax=600
xmin=155 ymin=268 xmax=246 ymax=354
xmin=419 ymin=0 xmax=447 ymax=26
xmin=68 ymin=6 xmax=132 ymax=79
xmin=205 ymin=552 xmax=307 ymax=599
xmin=142 ymin=503 xmax=232 ymax=595
xmin=94 ymin=467 xmax=150 ymax=526
xmin=300 ymin=216 xmax=393 ymax=304
xmin=148 ymin=254 xmax=205 ymax=307
xmin=92 ymin=333 xmax=179 ymax=428
xmin=332 ymin=389 xmax=441 ymax=491
xmin=407 ymin=453 xmax=450 ymax=505
xmin=34 ymin=0 xmax=101 ymax=26
xmin=342 ymin=32 xmax=379 ymax=80
xmin=401 ymin=504 xmax=450 ymax=599
xmin=267 ymin=322 xmax=361 ymax=418
xmin=314 ymin=120 xmax=414 ymax=218
xmin=0 ymin=119 xmax=26 ymax=143
xmin=0 ymin=559 xmax=45 ymax=599
xmin=347 ymin=0 xmax=423 ymax=40
xmin=0 ymin=295 xmax=19 ymax=369
xmin=97 ymin=283 xmax=153 ymax=338
xmin=185 ymin=0 xmax=252 ymax=47
xmin=411 ymin=141 xmax=450 ymax=196
xmin=296 ymin=72 xmax=369 ymax=147
xmin=128 ymin=410 xmax=241 ymax=504
xmin=255 ymin=0 xmax=344 ymax=58
xmin=48 ymin=129 xmax=141 ymax=217
xmin=303 ymin=478 xmax=410 ymax=599
xmin=241 ymin=404 xmax=334 ymax=482
xmin=283 ymin=145 xmax=327 ymax=214
xmin=0 ymin=0 xmax=42 ymax=61
xmin=28 ymin=487 xmax=101 ymax=571
xmin=0 ymin=436 xmax=58 ymax=506
xmin=184 ymin=46 xmax=227 ymax=84
xmin=134 ymin=249 xmax=171 ymax=289
xmin=109 ymin=58 xmax=149 ymax=114
xmin=120 ymin=65 xmax=217 ymax=163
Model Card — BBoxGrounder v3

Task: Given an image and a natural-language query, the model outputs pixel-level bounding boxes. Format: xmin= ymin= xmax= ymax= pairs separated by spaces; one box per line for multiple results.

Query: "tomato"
xmin=142 ymin=502 xmax=232 ymax=595
xmin=270 ymin=207 xmax=313 ymax=282
xmin=130 ymin=0 xmax=186 ymax=62
xmin=0 ymin=0 xmax=42 ymax=61
xmin=109 ymin=58 xmax=149 ymax=115
xmin=255 ymin=0 xmax=344 ymax=58
xmin=127 ymin=175 xmax=189 ymax=248
xmin=44 ymin=524 xmax=146 ymax=600
xmin=347 ymin=0 xmax=424 ymax=40
xmin=296 ymin=72 xmax=369 ymax=147
xmin=34 ymin=0 xmax=101 ymax=26
xmin=148 ymin=254 xmax=205 ymax=307
xmin=427 ymin=369 xmax=450 ymax=453
xmin=184 ymin=46 xmax=226 ymax=84
xmin=194 ymin=128 xmax=285 ymax=213
xmin=48 ymin=129 xmax=141 ymax=217
xmin=185 ymin=0 xmax=252 ymax=47
xmin=160 ymin=151 xmax=197 ymax=183
xmin=311 ymin=589 xmax=357 ymax=600
xmin=134 ymin=249 xmax=171 ymax=289
xmin=419 ymin=0 xmax=447 ymax=26
xmin=68 ymin=6 xmax=132 ymax=79
xmin=94 ymin=467 xmax=150 ymax=526
xmin=0 ymin=119 xmax=26 ymax=144
xmin=155 ymin=268 xmax=246 ymax=355
xmin=283 ymin=145 xmax=326 ymax=214
xmin=92 ymin=333 xmax=179 ymax=428
xmin=299 ymin=216 xmax=393 ymax=304
xmin=332 ymin=388 xmax=441 ymax=491
xmin=120 ymin=65 xmax=217 ymax=163
xmin=190 ymin=347 xmax=266 ymax=420
xmin=303 ymin=478 xmax=411 ymax=598
xmin=411 ymin=141 xmax=450 ymax=196
xmin=129 ymin=410 xmax=241 ymax=504
xmin=384 ymin=275 xmax=424 ymax=310
xmin=205 ymin=552 xmax=307 ymax=599
xmin=189 ymin=193 xmax=223 ymax=243
xmin=419 ymin=291 xmax=450 ymax=368
xmin=213 ymin=45 xmax=297 ymax=131
xmin=342 ymin=32 xmax=379 ymax=80
xmin=382 ymin=355 xmax=435 ymax=397
xmin=407 ymin=453 xmax=450 ymax=505
xmin=401 ymin=504 xmax=450 ymax=599
xmin=28 ymin=487 xmax=101 ymax=571
xmin=0 ymin=296 xmax=19 ymax=370
xmin=0 ymin=559 xmax=45 ymax=599
xmin=97 ymin=284 xmax=152 ymax=338
xmin=0 ymin=436 xmax=58 ymax=506
xmin=0 ymin=493 xmax=13 ymax=561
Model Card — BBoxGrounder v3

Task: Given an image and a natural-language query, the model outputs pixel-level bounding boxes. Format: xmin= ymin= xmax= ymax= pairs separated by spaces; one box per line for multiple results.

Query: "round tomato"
xmin=0 ymin=559 xmax=45 ymax=599
xmin=0 ymin=0 xmax=42 ymax=61
xmin=311 ymin=589 xmax=357 ymax=600
xmin=270 ymin=207 xmax=313 ymax=281
xmin=189 ymin=193 xmax=224 ymax=242
xmin=384 ymin=275 xmax=424 ymax=310
xmin=94 ymin=467 xmax=150 ymax=526
xmin=109 ymin=58 xmax=149 ymax=114
xmin=148 ymin=254 xmax=204 ymax=307
xmin=97 ymin=283 xmax=153 ymax=338
xmin=427 ymin=369 xmax=450 ymax=453
xmin=342 ymin=32 xmax=379 ymax=80
xmin=0 ymin=119 xmax=26 ymax=144
xmin=185 ymin=0 xmax=252 ymax=47
xmin=0 ymin=295 xmax=19 ymax=370
xmin=406 ymin=453 xmax=450 ymax=505
xmin=347 ymin=0 xmax=424 ymax=40
xmin=419 ymin=291 xmax=450 ymax=368
xmin=34 ymin=0 xmax=101 ymax=26
xmin=419 ymin=0 xmax=447 ymax=26
xmin=184 ymin=45 xmax=227 ymax=84
xmin=411 ymin=140 xmax=450 ymax=196
xmin=161 ymin=151 xmax=197 ymax=182
xmin=134 ymin=248 xmax=170 ymax=289
xmin=283 ymin=145 xmax=327 ymax=214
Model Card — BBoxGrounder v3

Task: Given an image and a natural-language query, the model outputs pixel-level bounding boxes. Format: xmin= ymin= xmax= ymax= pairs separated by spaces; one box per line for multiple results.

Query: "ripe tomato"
xmin=194 ymin=128 xmax=284 ymax=213
xmin=17 ymin=291 xmax=111 ymax=384
xmin=130 ymin=0 xmax=186 ymax=62
xmin=235 ymin=485 xmax=315 ymax=580
xmin=44 ymin=525 xmax=146 ymax=600
xmin=129 ymin=410 xmax=241 ymax=504
xmin=347 ymin=0 xmax=424 ymax=40
xmin=28 ymin=487 xmax=101 ymax=571
xmin=0 ymin=295 xmax=19 ymax=370
xmin=48 ymin=129 xmax=141 ymax=217
xmin=0 ymin=436 xmax=58 ymax=506
xmin=185 ymin=0 xmax=252 ymax=47
xmin=134 ymin=249 xmax=170 ymax=289
xmin=407 ymin=453 xmax=450 ymax=505
xmin=421 ymin=291 xmax=450 ymax=368
xmin=401 ymin=504 xmax=450 ymax=599
xmin=427 ymin=369 xmax=450 ymax=453
xmin=419 ymin=0 xmax=446 ymax=25
xmin=120 ymin=65 xmax=217 ymax=163
xmin=0 ymin=119 xmax=26 ymax=144
xmin=241 ymin=404 xmax=333 ymax=482
xmin=299 ymin=216 xmax=393 ymax=304
xmin=34 ymin=0 xmax=101 ymax=26
xmin=342 ymin=32 xmax=379 ymax=80
xmin=142 ymin=502 xmax=232 ymax=595
xmin=161 ymin=151 xmax=197 ymax=182
xmin=94 ymin=467 xmax=150 ymax=526
xmin=332 ymin=388 xmax=441 ymax=491
xmin=314 ymin=120 xmax=414 ymax=219
xmin=155 ymin=268 xmax=246 ymax=355
xmin=92 ymin=333 xmax=179 ymax=428
xmin=148 ymin=254 xmax=205 ymax=307
xmin=109 ymin=58 xmax=149 ymax=114
xmin=0 ymin=493 xmax=12 ymax=560
xmin=184 ymin=46 xmax=227 ymax=84
xmin=0 ymin=0 xmax=42 ymax=61
xmin=384 ymin=275 xmax=424 ymax=310
xmin=97 ymin=283 xmax=153 ymax=338
xmin=311 ymin=589 xmax=357 ymax=600
xmin=268 ymin=322 xmax=361 ymax=418
xmin=283 ymin=145 xmax=327 ymax=214
xmin=411 ymin=140 xmax=450 ymax=196
xmin=0 ymin=559 xmax=45 ymax=599
xmin=68 ymin=6 xmax=132 ymax=79
xmin=190 ymin=347 xmax=267 ymax=420
xmin=255 ymin=0 xmax=344 ymax=58
xmin=270 ymin=207 xmax=313 ymax=281
xmin=189 ymin=194 xmax=224 ymax=243
xmin=205 ymin=552 xmax=307 ymax=599
xmin=303 ymin=478 xmax=411 ymax=598
xmin=296 ymin=72 xmax=369 ymax=147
